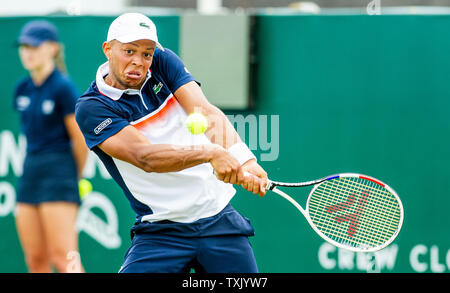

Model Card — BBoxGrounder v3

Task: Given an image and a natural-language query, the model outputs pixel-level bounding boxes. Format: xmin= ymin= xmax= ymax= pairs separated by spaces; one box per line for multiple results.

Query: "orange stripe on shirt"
xmin=132 ymin=96 xmax=177 ymax=130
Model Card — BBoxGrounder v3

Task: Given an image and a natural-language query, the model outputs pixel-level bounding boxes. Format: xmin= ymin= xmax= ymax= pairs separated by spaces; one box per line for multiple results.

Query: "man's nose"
xmin=131 ymin=54 xmax=144 ymax=66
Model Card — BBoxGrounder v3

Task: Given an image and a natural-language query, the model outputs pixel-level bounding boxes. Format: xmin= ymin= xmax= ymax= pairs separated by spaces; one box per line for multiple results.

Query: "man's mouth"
xmin=125 ymin=71 xmax=143 ymax=80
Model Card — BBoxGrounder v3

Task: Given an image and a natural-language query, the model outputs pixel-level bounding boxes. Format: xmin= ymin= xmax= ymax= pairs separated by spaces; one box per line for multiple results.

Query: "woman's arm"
xmin=65 ymin=114 xmax=89 ymax=178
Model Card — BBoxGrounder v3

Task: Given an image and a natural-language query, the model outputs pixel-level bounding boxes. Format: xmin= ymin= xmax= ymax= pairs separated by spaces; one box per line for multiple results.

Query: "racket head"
xmin=305 ymin=173 xmax=403 ymax=252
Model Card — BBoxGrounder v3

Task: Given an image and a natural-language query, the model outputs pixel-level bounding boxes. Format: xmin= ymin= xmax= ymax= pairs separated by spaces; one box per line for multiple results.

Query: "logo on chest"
xmin=42 ymin=100 xmax=55 ymax=115
xmin=153 ymin=82 xmax=163 ymax=95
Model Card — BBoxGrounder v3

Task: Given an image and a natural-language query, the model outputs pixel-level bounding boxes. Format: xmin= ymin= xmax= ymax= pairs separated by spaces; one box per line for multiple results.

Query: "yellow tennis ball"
xmin=186 ymin=112 xmax=208 ymax=135
xmin=78 ymin=179 xmax=92 ymax=200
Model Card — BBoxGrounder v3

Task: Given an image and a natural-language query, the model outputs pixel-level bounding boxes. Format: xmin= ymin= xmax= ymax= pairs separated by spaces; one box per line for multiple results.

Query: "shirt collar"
xmin=96 ymin=61 xmax=151 ymax=101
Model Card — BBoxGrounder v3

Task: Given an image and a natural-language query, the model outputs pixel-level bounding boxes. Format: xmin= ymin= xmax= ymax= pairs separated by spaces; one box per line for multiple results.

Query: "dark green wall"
xmin=229 ymin=15 xmax=450 ymax=272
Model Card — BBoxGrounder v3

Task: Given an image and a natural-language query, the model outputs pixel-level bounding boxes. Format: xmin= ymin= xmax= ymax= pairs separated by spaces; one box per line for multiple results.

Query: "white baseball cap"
xmin=107 ymin=13 xmax=164 ymax=50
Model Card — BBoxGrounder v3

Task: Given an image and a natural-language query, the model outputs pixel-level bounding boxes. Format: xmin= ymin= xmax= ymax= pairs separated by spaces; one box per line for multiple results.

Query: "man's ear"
xmin=102 ymin=41 xmax=112 ymax=60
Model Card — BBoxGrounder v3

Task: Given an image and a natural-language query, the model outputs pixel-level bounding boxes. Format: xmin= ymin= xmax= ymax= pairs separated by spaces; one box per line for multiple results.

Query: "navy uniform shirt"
xmin=13 ymin=69 xmax=80 ymax=154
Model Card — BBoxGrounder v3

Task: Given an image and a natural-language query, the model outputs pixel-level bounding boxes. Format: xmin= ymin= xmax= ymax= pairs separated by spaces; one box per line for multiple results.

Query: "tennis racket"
xmin=249 ymin=172 xmax=403 ymax=252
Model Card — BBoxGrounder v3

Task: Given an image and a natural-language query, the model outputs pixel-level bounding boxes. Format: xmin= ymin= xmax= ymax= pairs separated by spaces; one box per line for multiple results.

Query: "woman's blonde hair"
xmin=54 ymin=43 xmax=67 ymax=73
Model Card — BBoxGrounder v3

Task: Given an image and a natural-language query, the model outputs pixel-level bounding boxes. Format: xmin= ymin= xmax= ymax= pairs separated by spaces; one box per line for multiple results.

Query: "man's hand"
xmin=209 ymin=145 xmax=245 ymax=185
xmin=241 ymin=159 xmax=268 ymax=197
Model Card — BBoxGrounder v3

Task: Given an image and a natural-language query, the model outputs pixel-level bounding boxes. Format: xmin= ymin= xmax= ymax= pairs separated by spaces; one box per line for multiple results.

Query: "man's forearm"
xmin=204 ymin=105 xmax=241 ymax=149
xmin=135 ymin=143 xmax=220 ymax=173
xmin=173 ymin=81 xmax=243 ymax=149
xmin=203 ymin=105 xmax=256 ymax=166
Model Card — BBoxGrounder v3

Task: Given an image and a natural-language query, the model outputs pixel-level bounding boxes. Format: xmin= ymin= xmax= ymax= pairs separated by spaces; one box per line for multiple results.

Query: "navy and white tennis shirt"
xmin=75 ymin=48 xmax=235 ymax=223
xmin=14 ymin=69 xmax=79 ymax=154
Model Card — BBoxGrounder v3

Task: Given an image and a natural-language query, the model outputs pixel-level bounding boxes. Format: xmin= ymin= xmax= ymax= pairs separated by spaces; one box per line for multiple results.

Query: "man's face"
xmin=103 ymin=39 xmax=156 ymax=90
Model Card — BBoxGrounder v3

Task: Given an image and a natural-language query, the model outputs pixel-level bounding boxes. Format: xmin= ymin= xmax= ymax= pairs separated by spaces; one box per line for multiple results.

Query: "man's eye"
xmin=125 ymin=49 xmax=133 ymax=54
xmin=144 ymin=53 xmax=152 ymax=58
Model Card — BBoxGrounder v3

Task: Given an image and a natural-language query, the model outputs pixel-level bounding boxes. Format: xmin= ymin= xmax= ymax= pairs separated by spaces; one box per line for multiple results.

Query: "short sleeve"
xmin=12 ymin=83 xmax=19 ymax=111
xmin=154 ymin=48 xmax=199 ymax=93
xmin=56 ymin=78 xmax=80 ymax=117
xmin=75 ymin=97 xmax=130 ymax=149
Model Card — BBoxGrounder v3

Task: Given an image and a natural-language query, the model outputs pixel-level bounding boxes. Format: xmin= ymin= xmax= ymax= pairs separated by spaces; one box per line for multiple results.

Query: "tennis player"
xmin=75 ymin=13 xmax=267 ymax=273
xmin=13 ymin=20 xmax=88 ymax=273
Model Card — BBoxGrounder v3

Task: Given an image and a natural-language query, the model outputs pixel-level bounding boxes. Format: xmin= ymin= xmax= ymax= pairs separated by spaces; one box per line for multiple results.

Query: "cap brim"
xmin=17 ymin=35 xmax=43 ymax=47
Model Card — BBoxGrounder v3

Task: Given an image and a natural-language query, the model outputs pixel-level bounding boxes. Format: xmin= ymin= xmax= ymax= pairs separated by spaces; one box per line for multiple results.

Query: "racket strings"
xmin=319 ymin=178 xmax=399 ymax=225
xmin=308 ymin=177 xmax=401 ymax=249
xmin=312 ymin=180 xmax=399 ymax=247
xmin=315 ymin=179 xmax=401 ymax=229
xmin=314 ymin=178 xmax=399 ymax=245
xmin=341 ymin=179 xmax=400 ymax=242
xmin=341 ymin=178 xmax=401 ymax=240
xmin=342 ymin=180 xmax=395 ymax=241
xmin=317 ymin=178 xmax=400 ymax=214
xmin=310 ymin=201 xmax=388 ymax=247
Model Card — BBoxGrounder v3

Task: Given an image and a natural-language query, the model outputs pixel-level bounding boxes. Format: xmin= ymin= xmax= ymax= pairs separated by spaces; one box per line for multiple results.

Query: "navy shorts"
xmin=17 ymin=151 xmax=80 ymax=205
xmin=119 ymin=204 xmax=258 ymax=273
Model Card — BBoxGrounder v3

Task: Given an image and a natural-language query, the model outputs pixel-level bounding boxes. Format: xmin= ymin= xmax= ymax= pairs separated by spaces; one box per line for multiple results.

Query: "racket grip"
xmin=213 ymin=170 xmax=269 ymax=194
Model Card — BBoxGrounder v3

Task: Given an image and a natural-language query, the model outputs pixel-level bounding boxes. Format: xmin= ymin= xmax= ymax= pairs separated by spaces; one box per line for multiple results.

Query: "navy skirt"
xmin=17 ymin=151 xmax=80 ymax=205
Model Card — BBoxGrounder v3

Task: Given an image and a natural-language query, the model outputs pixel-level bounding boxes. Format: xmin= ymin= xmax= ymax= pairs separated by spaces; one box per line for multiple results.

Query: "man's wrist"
xmin=207 ymin=144 xmax=224 ymax=162
xmin=227 ymin=142 xmax=256 ymax=166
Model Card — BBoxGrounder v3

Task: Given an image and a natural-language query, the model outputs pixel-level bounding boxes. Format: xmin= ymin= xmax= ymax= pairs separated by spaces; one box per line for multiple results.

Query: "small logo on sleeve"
xmin=16 ymin=96 xmax=30 ymax=111
xmin=94 ymin=118 xmax=112 ymax=134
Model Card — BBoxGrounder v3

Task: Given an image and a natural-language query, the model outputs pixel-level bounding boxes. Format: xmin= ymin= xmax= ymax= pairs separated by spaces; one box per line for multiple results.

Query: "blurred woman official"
xmin=13 ymin=20 xmax=88 ymax=273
